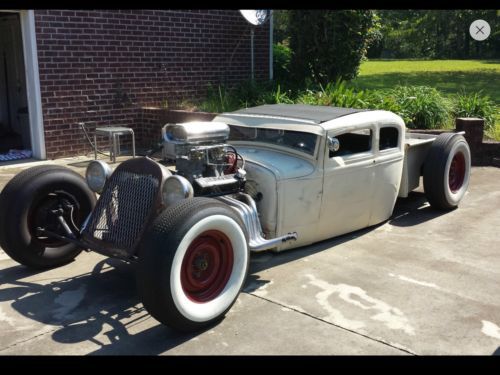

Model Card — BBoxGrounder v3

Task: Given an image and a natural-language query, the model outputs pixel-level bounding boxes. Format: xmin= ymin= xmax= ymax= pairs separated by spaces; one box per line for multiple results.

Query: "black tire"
xmin=0 ymin=165 xmax=96 ymax=269
xmin=137 ymin=197 xmax=249 ymax=332
xmin=423 ymin=133 xmax=471 ymax=210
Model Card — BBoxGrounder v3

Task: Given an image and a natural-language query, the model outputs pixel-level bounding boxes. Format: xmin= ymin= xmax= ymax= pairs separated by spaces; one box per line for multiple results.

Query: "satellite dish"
xmin=239 ymin=10 xmax=269 ymax=26
xmin=239 ymin=10 xmax=271 ymax=82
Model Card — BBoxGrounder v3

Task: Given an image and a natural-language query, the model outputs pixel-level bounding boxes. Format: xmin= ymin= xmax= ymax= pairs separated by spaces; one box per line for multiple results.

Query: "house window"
xmin=329 ymin=129 xmax=372 ymax=158
xmin=379 ymin=127 xmax=399 ymax=150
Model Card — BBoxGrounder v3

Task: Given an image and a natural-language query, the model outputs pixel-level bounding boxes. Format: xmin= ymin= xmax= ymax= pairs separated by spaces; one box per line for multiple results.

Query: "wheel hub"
xmin=28 ymin=191 xmax=80 ymax=247
xmin=181 ymin=230 xmax=234 ymax=303
xmin=449 ymin=152 xmax=466 ymax=193
xmin=194 ymin=256 xmax=209 ymax=271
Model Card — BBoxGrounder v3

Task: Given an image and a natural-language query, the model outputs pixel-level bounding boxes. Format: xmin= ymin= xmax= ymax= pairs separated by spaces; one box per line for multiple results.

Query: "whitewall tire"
xmin=137 ymin=198 xmax=249 ymax=332
xmin=424 ymin=133 xmax=471 ymax=210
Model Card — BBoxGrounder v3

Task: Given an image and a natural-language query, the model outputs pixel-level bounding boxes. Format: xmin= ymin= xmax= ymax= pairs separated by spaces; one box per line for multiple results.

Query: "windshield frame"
xmin=228 ymin=124 xmax=320 ymax=159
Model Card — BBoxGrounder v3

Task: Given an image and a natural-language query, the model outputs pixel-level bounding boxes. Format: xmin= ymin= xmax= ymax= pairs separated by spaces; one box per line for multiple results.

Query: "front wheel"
xmin=0 ymin=165 xmax=96 ymax=268
xmin=136 ymin=197 xmax=249 ymax=332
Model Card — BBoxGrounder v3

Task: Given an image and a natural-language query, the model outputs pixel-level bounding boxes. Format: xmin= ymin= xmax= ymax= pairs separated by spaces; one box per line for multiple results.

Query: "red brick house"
xmin=0 ymin=9 xmax=271 ymax=160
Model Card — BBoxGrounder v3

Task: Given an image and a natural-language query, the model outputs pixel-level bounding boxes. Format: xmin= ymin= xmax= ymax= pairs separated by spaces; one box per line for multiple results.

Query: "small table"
xmin=94 ymin=127 xmax=135 ymax=163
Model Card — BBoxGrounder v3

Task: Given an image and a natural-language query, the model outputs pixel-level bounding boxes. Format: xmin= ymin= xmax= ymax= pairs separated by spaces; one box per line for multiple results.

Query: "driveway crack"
xmin=0 ymin=327 xmax=60 ymax=353
xmin=246 ymin=292 xmax=418 ymax=355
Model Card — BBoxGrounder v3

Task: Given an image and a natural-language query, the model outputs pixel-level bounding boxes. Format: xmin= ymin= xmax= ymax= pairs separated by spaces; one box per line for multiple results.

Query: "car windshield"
xmin=228 ymin=125 xmax=318 ymax=155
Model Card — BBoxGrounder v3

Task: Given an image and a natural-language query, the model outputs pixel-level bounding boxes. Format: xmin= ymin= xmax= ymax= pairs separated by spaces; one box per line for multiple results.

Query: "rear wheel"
xmin=137 ymin=197 xmax=249 ymax=332
xmin=0 ymin=166 xmax=96 ymax=269
xmin=423 ymin=133 xmax=471 ymax=210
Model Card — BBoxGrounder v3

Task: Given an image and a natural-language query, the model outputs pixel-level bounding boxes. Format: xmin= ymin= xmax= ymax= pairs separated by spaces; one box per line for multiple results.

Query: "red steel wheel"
xmin=181 ymin=230 xmax=234 ymax=303
xmin=448 ymin=151 xmax=466 ymax=193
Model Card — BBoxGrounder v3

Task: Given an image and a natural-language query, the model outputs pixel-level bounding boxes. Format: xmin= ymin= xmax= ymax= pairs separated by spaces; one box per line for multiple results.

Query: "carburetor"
xmin=162 ymin=121 xmax=246 ymax=196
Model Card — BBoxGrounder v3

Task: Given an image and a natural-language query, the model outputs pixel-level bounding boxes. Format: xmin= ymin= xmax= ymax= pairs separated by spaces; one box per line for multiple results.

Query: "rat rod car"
xmin=0 ymin=104 xmax=471 ymax=331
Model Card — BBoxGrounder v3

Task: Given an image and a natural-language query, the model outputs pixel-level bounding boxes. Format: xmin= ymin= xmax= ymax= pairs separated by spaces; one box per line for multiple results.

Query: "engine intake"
xmin=161 ymin=121 xmax=245 ymax=196
xmin=163 ymin=122 xmax=229 ymax=145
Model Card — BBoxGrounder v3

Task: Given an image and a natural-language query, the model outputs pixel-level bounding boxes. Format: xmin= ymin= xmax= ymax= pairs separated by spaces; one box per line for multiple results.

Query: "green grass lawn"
xmin=352 ymin=59 xmax=500 ymax=139
xmin=353 ymin=59 xmax=500 ymax=103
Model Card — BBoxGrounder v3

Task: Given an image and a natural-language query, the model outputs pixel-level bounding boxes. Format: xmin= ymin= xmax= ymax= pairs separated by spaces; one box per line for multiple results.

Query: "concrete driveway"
xmin=0 ymin=159 xmax=499 ymax=355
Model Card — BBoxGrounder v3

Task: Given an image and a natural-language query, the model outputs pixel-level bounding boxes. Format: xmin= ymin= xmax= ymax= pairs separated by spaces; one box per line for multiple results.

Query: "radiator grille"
xmin=84 ymin=169 xmax=160 ymax=253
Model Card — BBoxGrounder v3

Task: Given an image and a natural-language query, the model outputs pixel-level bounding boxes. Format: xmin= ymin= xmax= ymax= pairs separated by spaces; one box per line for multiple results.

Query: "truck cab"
xmin=215 ymin=104 xmax=407 ymax=250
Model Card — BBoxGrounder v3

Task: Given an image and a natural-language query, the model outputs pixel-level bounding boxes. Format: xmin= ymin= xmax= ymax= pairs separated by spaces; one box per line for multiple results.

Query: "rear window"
xmin=379 ymin=127 xmax=399 ymax=150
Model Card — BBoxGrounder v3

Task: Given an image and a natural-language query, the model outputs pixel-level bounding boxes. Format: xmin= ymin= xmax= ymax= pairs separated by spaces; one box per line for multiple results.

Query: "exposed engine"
xmin=162 ymin=121 xmax=246 ymax=196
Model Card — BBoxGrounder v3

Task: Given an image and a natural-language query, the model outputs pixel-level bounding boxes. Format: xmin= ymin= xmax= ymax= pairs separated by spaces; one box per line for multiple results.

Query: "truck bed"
xmin=405 ymin=132 xmax=436 ymax=147
xmin=398 ymin=132 xmax=437 ymax=198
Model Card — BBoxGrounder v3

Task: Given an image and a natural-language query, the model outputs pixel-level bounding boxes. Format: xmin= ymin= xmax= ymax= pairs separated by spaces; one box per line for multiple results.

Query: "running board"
xmin=217 ymin=193 xmax=298 ymax=252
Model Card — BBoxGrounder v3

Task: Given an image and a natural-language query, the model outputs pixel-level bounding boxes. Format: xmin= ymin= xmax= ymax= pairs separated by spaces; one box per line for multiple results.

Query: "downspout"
xmin=269 ymin=10 xmax=273 ymax=81
xmin=250 ymin=28 xmax=254 ymax=81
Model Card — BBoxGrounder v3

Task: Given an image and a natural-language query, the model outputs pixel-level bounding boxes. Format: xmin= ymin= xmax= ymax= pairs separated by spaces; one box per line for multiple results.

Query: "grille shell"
xmin=82 ymin=158 xmax=164 ymax=258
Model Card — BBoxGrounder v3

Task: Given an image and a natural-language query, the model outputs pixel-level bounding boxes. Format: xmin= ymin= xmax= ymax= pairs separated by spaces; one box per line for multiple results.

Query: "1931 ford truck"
xmin=0 ymin=104 xmax=471 ymax=331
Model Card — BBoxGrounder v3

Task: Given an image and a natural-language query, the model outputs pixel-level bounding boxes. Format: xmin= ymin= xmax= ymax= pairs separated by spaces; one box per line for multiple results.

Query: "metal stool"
xmin=94 ymin=127 xmax=135 ymax=163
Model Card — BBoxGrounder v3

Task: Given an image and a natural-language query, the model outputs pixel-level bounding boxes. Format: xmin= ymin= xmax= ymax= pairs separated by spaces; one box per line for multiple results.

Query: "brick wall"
xmin=456 ymin=118 xmax=500 ymax=166
xmin=34 ymin=9 xmax=270 ymax=158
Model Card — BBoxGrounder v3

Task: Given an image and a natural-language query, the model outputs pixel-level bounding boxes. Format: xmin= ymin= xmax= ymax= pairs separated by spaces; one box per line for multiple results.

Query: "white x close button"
xmin=469 ymin=19 xmax=491 ymax=41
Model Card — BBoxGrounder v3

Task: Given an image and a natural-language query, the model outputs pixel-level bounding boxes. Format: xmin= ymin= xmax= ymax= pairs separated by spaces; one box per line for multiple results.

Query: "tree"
xmin=288 ymin=10 xmax=376 ymax=86
xmin=273 ymin=10 xmax=291 ymax=45
xmin=375 ymin=10 xmax=499 ymax=59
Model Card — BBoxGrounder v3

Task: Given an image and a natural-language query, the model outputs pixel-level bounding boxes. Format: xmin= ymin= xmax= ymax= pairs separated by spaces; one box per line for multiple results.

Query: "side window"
xmin=379 ymin=127 xmax=399 ymax=150
xmin=329 ymin=129 xmax=372 ymax=158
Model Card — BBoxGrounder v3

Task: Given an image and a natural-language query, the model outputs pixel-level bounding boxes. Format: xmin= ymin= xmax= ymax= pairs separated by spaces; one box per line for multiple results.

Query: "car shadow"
xmin=246 ymin=190 xmax=448 ymax=275
xmin=0 ymin=191 xmax=450 ymax=354
xmin=389 ymin=191 xmax=449 ymax=227
xmin=0 ymin=258 xmax=207 ymax=355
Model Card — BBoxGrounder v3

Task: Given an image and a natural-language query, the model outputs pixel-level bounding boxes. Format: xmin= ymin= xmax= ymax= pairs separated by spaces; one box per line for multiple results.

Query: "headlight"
xmin=162 ymin=175 xmax=193 ymax=206
xmin=85 ymin=160 xmax=112 ymax=193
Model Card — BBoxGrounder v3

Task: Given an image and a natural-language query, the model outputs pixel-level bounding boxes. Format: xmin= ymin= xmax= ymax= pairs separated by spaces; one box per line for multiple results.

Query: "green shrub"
xmin=485 ymin=124 xmax=500 ymax=141
xmin=451 ymin=91 xmax=497 ymax=131
xmin=361 ymin=89 xmax=403 ymax=113
xmin=388 ymin=86 xmax=452 ymax=129
xmin=255 ymin=84 xmax=295 ymax=106
xmin=200 ymin=84 xmax=240 ymax=113
xmin=200 ymin=80 xmax=497 ymax=136
xmin=232 ymin=80 xmax=294 ymax=108
xmin=200 ymin=81 xmax=295 ymax=113
xmin=295 ymin=83 xmax=453 ymax=130
xmin=297 ymin=80 xmax=368 ymax=108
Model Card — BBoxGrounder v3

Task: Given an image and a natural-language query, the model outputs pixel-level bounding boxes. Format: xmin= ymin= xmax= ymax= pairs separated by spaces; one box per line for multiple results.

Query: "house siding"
xmin=34 ymin=9 xmax=269 ymax=158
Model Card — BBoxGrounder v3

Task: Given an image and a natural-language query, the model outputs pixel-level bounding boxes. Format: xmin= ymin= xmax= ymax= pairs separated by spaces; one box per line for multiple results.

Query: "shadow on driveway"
xmin=0 ymin=190 xmax=450 ymax=354
xmin=0 ymin=258 xmax=205 ymax=355
xmin=247 ymin=191 xmax=447 ymax=276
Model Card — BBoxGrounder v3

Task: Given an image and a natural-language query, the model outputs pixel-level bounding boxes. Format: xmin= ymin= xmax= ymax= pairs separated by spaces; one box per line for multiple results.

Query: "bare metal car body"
xmin=0 ymin=104 xmax=471 ymax=331
xmin=214 ymin=105 xmax=440 ymax=251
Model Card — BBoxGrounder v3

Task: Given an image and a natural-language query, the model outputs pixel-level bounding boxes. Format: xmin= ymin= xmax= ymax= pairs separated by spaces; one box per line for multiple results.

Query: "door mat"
xmin=0 ymin=149 xmax=32 ymax=161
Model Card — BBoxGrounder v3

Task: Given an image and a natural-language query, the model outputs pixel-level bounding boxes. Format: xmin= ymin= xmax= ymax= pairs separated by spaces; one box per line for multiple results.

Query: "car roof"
xmin=214 ymin=104 xmax=403 ymax=136
xmin=230 ymin=104 xmax=371 ymax=124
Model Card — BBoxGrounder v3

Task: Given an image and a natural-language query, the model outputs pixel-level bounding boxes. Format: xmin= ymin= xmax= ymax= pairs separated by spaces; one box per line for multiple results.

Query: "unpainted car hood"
xmin=236 ymin=146 xmax=315 ymax=180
